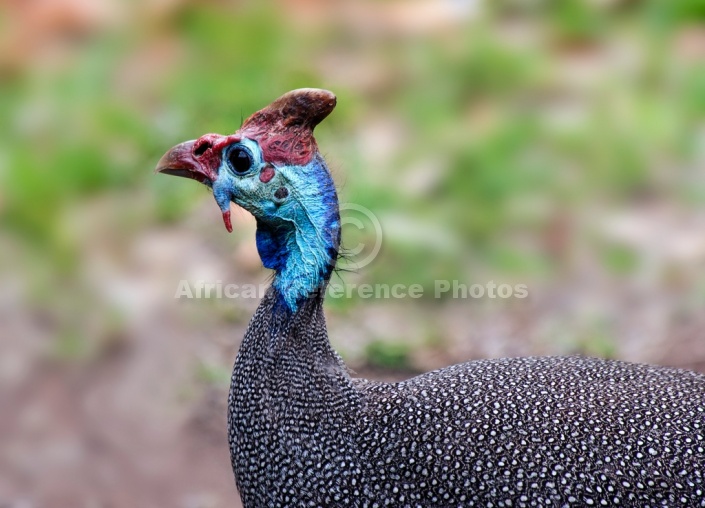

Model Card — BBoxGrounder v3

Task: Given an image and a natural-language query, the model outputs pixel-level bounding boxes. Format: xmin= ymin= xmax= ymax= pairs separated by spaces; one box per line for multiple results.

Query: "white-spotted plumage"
xmin=228 ymin=290 xmax=705 ymax=507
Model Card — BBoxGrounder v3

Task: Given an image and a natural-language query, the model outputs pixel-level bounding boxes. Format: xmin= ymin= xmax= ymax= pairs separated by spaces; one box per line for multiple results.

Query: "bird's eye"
xmin=227 ymin=146 xmax=252 ymax=174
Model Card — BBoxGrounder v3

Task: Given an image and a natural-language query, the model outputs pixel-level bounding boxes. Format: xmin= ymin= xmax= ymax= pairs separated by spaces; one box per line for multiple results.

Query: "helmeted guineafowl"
xmin=157 ymin=89 xmax=705 ymax=507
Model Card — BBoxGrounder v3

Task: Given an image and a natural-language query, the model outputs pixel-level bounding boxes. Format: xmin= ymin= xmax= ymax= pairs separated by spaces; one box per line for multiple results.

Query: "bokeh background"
xmin=2 ymin=0 xmax=705 ymax=506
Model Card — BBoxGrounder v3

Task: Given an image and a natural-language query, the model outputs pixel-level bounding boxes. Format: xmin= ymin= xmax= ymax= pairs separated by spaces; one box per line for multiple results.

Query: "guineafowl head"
xmin=156 ymin=89 xmax=340 ymax=313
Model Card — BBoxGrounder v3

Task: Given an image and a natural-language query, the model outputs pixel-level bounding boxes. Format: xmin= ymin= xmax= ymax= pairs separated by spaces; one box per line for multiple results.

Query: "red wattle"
xmin=222 ymin=210 xmax=233 ymax=233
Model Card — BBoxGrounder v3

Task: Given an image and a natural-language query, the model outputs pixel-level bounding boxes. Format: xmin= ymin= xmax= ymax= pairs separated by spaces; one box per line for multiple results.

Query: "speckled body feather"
xmin=229 ymin=290 xmax=705 ymax=507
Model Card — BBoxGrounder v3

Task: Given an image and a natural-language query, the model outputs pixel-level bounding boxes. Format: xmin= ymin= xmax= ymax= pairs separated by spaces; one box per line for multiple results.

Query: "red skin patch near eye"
xmin=222 ymin=210 xmax=233 ymax=233
xmin=259 ymin=166 xmax=275 ymax=183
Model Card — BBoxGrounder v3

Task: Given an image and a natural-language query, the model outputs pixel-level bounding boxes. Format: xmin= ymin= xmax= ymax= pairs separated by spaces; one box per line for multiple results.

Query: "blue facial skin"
xmin=211 ymin=138 xmax=341 ymax=314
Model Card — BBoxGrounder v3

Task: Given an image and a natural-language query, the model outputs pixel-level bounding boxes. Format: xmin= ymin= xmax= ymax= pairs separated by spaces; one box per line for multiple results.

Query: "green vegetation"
xmin=364 ymin=339 xmax=413 ymax=371
xmin=1 ymin=0 xmax=703 ymax=364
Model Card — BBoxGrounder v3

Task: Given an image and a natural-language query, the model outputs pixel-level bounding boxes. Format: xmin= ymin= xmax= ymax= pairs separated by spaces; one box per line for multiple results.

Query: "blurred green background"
xmin=1 ymin=0 xmax=704 ymax=506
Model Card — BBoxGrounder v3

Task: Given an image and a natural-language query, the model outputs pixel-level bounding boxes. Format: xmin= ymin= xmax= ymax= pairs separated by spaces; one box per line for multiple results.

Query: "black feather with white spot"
xmin=228 ymin=290 xmax=705 ymax=507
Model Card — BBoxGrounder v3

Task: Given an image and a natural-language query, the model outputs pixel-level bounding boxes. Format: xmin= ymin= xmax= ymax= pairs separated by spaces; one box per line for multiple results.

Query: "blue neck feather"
xmin=255 ymin=154 xmax=340 ymax=314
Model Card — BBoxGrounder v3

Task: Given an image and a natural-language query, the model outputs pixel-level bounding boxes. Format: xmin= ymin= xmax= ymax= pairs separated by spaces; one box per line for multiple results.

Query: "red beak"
xmin=155 ymin=137 xmax=235 ymax=233
xmin=155 ymin=140 xmax=217 ymax=185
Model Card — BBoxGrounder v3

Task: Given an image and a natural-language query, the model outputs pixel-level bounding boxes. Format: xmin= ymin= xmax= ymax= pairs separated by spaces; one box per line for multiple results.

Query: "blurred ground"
xmin=1 ymin=0 xmax=705 ymax=506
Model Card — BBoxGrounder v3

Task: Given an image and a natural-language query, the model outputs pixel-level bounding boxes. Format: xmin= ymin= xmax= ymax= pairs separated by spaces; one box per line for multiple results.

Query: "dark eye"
xmin=227 ymin=146 xmax=252 ymax=174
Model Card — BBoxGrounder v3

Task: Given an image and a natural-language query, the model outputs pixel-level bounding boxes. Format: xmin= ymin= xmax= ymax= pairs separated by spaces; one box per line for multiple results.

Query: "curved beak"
xmin=155 ymin=140 xmax=216 ymax=185
xmin=155 ymin=139 xmax=232 ymax=233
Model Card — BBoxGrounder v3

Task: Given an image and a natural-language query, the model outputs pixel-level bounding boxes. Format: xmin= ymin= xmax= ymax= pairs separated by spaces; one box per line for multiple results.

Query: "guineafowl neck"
xmin=236 ymin=288 xmax=342 ymax=365
xmin=255 ymin=154 xmax=341 ymax=313
xmin=229 ymin=288 xmax=360 ymax=503
xmin=230 ymin=289 xmax=353 ymax=412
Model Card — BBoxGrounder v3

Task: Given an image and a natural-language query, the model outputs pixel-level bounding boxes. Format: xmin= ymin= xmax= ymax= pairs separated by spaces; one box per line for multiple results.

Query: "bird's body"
xmin=156 ymin=89 xmax=705 ymax=507
xmin=229 ymin=290 xmax=705 ymax=507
